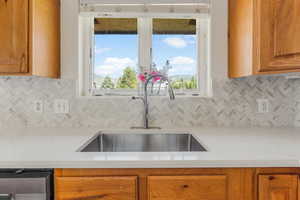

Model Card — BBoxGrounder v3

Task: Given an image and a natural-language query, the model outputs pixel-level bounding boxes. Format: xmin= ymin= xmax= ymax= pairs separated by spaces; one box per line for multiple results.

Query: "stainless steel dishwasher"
xmin=0 ymin=169 xmax=53 ymax=200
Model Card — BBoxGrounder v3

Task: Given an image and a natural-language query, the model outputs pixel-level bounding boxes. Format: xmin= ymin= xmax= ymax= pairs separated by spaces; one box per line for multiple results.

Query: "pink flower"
xmin=138 ymin=71 xmax=162 ymax=83
xmin=150 ymin=71 xmax=161 ymax=82
xmin=138 ymin=73 xmax=146 ymax=82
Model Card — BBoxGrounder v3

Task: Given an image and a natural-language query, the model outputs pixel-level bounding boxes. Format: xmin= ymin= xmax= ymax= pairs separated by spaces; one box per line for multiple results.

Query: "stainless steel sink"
xmin=79 ymin=133 xmax=207 ymax=152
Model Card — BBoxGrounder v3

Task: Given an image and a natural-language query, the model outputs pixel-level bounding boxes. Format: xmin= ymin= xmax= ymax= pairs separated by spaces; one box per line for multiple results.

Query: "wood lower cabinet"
xmin=0 ymin=0 xmax=60 ymax=78
xmin=148 ymin=176 xmax=227 ymax=200
xmin=55 ymin=168 xmax=300 ymax=200
xmin=229 ymin=0 xmax=300 ymax=78
xmin=55 ymin=176 xmax=137 ymax=200
xmin=259 ymin=175 xmax=298 ymax=200
xmin=55 ymin=168 xmax=253 ymax=200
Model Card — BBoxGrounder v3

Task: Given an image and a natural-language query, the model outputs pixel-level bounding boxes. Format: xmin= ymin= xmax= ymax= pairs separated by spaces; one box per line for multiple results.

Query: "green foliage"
xmin=116 ymin=67 xmax=137 ymax=89
xmin=171 ymin=78 xmax=184 ymax=89
xmin=171 ymin=76 xmax=197 ymax=90
xmin=101 ymin=76 xmax=115 ymax=89
xmin=185 ymin=76 xmax=197 ymax=89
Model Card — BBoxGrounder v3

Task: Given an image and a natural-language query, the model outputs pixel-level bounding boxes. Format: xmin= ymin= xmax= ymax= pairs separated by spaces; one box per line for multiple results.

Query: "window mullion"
xmin=80 ymin=16 xmax=94 ymax=96
xmin=197 ymin=18 xmax=209 ymax=96
xmin=138 ymin=18 xmax=152 ymax=73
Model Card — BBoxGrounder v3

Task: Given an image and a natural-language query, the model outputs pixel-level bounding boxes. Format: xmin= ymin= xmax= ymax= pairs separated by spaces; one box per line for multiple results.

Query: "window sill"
xmin=77 ymin=93 xmax=213 ymax=99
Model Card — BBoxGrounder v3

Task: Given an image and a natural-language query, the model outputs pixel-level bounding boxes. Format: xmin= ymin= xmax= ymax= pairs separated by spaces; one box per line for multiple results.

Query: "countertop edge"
xmin=0 ymin=160 xmax=299 ymax=169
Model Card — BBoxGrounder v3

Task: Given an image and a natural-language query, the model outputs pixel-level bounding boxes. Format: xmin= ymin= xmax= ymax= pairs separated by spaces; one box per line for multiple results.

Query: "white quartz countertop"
xmin=0 ymin=127 xmax=300 ymax=168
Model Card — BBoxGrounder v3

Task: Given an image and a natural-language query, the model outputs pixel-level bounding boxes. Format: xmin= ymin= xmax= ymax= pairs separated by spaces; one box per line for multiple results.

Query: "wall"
xmin=0 ymin=0 xmax=300 ymax=129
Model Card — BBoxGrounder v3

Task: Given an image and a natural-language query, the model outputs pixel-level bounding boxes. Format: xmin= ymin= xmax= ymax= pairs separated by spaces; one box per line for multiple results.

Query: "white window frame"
xmin=79 ymin=13 xmax=211 ymax=97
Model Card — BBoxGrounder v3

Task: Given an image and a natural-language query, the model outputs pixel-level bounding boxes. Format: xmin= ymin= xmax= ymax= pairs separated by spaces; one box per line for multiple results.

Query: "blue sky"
xmin=94 ymin=34 xmax=196 ymax=78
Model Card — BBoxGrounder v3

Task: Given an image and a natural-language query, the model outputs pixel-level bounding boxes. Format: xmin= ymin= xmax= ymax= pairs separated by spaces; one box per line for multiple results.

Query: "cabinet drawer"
xmin=56 ymin=176 xmax=137 ymax=200
xmin=148 ymin=175 xmax=227 ymax=200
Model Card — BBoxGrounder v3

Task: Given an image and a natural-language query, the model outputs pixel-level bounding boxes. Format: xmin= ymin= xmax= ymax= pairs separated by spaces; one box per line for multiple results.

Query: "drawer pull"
xmin=182 ymin=185 xmax=189 ymax=188
xmin=269 ymin=176 xmax=275 ymax=181
xmin=70 ymin=194 xmax=108 ymax=200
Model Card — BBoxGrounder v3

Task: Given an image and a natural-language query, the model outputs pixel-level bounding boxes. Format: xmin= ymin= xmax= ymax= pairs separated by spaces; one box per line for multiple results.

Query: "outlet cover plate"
xmin=54 ymin=99 xmax=69 ymax=114
xmin=256 ymin=99 xmax=270 ymax=113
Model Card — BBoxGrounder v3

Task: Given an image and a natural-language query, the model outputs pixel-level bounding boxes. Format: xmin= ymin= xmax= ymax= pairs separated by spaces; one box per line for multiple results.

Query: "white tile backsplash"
xmin=0 ymin=76 xmax=299 ymax=128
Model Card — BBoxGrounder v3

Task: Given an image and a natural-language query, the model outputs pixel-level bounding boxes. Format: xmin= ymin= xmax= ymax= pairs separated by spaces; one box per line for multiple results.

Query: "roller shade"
xmin=93 ymin=18 xmax=196 ymax=34
xmin=80 ymin=0 xmax=210 ymax=16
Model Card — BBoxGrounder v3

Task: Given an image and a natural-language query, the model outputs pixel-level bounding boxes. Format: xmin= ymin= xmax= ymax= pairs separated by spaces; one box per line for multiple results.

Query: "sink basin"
xmin=79 ymin=133 xmax=207 ymax=152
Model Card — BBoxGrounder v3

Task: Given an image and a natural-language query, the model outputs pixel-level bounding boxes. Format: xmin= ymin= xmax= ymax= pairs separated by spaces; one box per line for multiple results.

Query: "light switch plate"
xmin=256 ymin=99 xmax=270 ymax=113
xmin=54 ymin=99 xmax=69 ymax=114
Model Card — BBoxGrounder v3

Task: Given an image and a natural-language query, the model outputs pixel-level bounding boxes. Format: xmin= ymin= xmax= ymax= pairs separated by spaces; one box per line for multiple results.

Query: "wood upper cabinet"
xmin=148 ymin=176 xmax=227 ymax=200
xmin=258 ymin=0 xmax=300 ymax=72
xmin=0 ymin=0 xmax=60 ymax=78
xmin=229 ymin=0 xmax=300 ymax=78
xmin=0 ymin=0 xmax=28 ymax=73
xmin=55 ymin=176 xmax=138 ymax=200
xmin=259 ymin=175 xmax=298 ymax=200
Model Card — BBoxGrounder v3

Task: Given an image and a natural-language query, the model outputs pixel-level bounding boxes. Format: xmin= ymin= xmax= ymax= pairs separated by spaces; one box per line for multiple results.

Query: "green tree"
xmin=185 ymin=76 xmax=197 ymax=89
xmin=101 ymin=76 xmax=115 ymax=89
xmin=116 ymin=67 xmax=137 ymax=88
xmin=190 ymin=76 xmax=197 ymax=89
xmin=171 ymin=81 xmax=181 ymax=89
xmin=172 ymin=80 xmax=184 ymax=89
xmin=172 ymin=76 xmax=197 ymax=89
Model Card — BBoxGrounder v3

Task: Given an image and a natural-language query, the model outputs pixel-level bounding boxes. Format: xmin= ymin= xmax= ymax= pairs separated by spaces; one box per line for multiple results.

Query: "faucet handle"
xmin=129 ymin=96 xmax=137 ymax=103
xmin=132 ymin=96 xmax=143 ymax=100
xmin=131 ymin=96 xmax=146 ymax=104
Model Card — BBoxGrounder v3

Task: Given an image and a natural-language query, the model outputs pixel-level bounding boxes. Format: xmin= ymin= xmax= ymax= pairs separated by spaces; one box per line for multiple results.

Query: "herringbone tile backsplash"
xmin=0 ymin=76 xmax=299 ymax=128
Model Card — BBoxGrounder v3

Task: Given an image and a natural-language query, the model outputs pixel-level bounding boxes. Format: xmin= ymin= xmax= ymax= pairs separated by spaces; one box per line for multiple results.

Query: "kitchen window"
xmin=79 ymin=1 xmax=211 ymax=97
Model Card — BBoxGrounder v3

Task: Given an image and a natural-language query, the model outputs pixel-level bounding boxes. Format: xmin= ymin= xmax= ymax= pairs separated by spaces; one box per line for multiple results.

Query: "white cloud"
xmin=95 ymin=47 xmax=111 ymax=54
xmin=167 ymin=56 xmax=196 ymax=76
xmin=169 ymin=67 xmax=194 ymax=75
xmin=163 ymin=37 xmax=187 ymax=48
xmin=94 ymin=65 xmax=115 ymax=76
xmin=104 ymin=57 xmax=135 ymax=66
xmin=94 ymin=57 xmax=136 ymax=77
xmin=170 ymin=56 xmax=195 ymax=65
xmin=184 ymin=35 xmax=196 ymax=45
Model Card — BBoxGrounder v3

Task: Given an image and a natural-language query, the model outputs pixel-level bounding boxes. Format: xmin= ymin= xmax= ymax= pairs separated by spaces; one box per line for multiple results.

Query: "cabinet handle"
xmin=19 ymin=53 xmax=27 ymax=73
xmin=182 ymin=184 xmax=189 ymax=188
xmin=268 ymin=176 xmax=275 ymax=181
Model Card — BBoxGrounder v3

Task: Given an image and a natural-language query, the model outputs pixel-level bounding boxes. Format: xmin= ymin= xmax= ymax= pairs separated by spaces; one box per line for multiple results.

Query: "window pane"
xmin=152 ymin=18 xmax=198 ymax=90
xmin=93 ymin=18 xmax=138 ymax=89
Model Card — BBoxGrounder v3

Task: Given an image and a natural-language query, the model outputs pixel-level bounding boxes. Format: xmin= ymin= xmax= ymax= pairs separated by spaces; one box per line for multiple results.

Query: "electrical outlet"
xmin=33 ymin=100 xmax=43 ymax=113
xmin=257 ymin=99 xmax=269 ymax=113
xmin=54 ymin=99 xmax=69 ymax=114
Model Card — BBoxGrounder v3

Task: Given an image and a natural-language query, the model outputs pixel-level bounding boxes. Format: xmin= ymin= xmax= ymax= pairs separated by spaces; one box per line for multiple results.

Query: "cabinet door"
xmin=148 ymin=176 xmax=227 ymax=200
xmin=0 ymin=0 xmax=28 ymax=73
xmin=30 ymin=0 xmax=60 ymax=78
xmin=259 ymin=175 xmax=298 ymax=200
xmin=257 ymin=0 xmax=300 ymax=73
xmin=56 ymin=176 xmax=137 ymax=200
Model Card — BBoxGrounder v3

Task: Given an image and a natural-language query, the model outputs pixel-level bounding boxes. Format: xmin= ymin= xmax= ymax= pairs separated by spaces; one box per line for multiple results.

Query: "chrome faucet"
xmin=132 ymin=74 xmax=175 ymax=129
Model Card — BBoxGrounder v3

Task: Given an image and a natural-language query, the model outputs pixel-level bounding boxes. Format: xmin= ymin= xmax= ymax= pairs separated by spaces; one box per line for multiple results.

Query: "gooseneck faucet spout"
xmin=132 ymin=74 xmax=175 ymax=129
